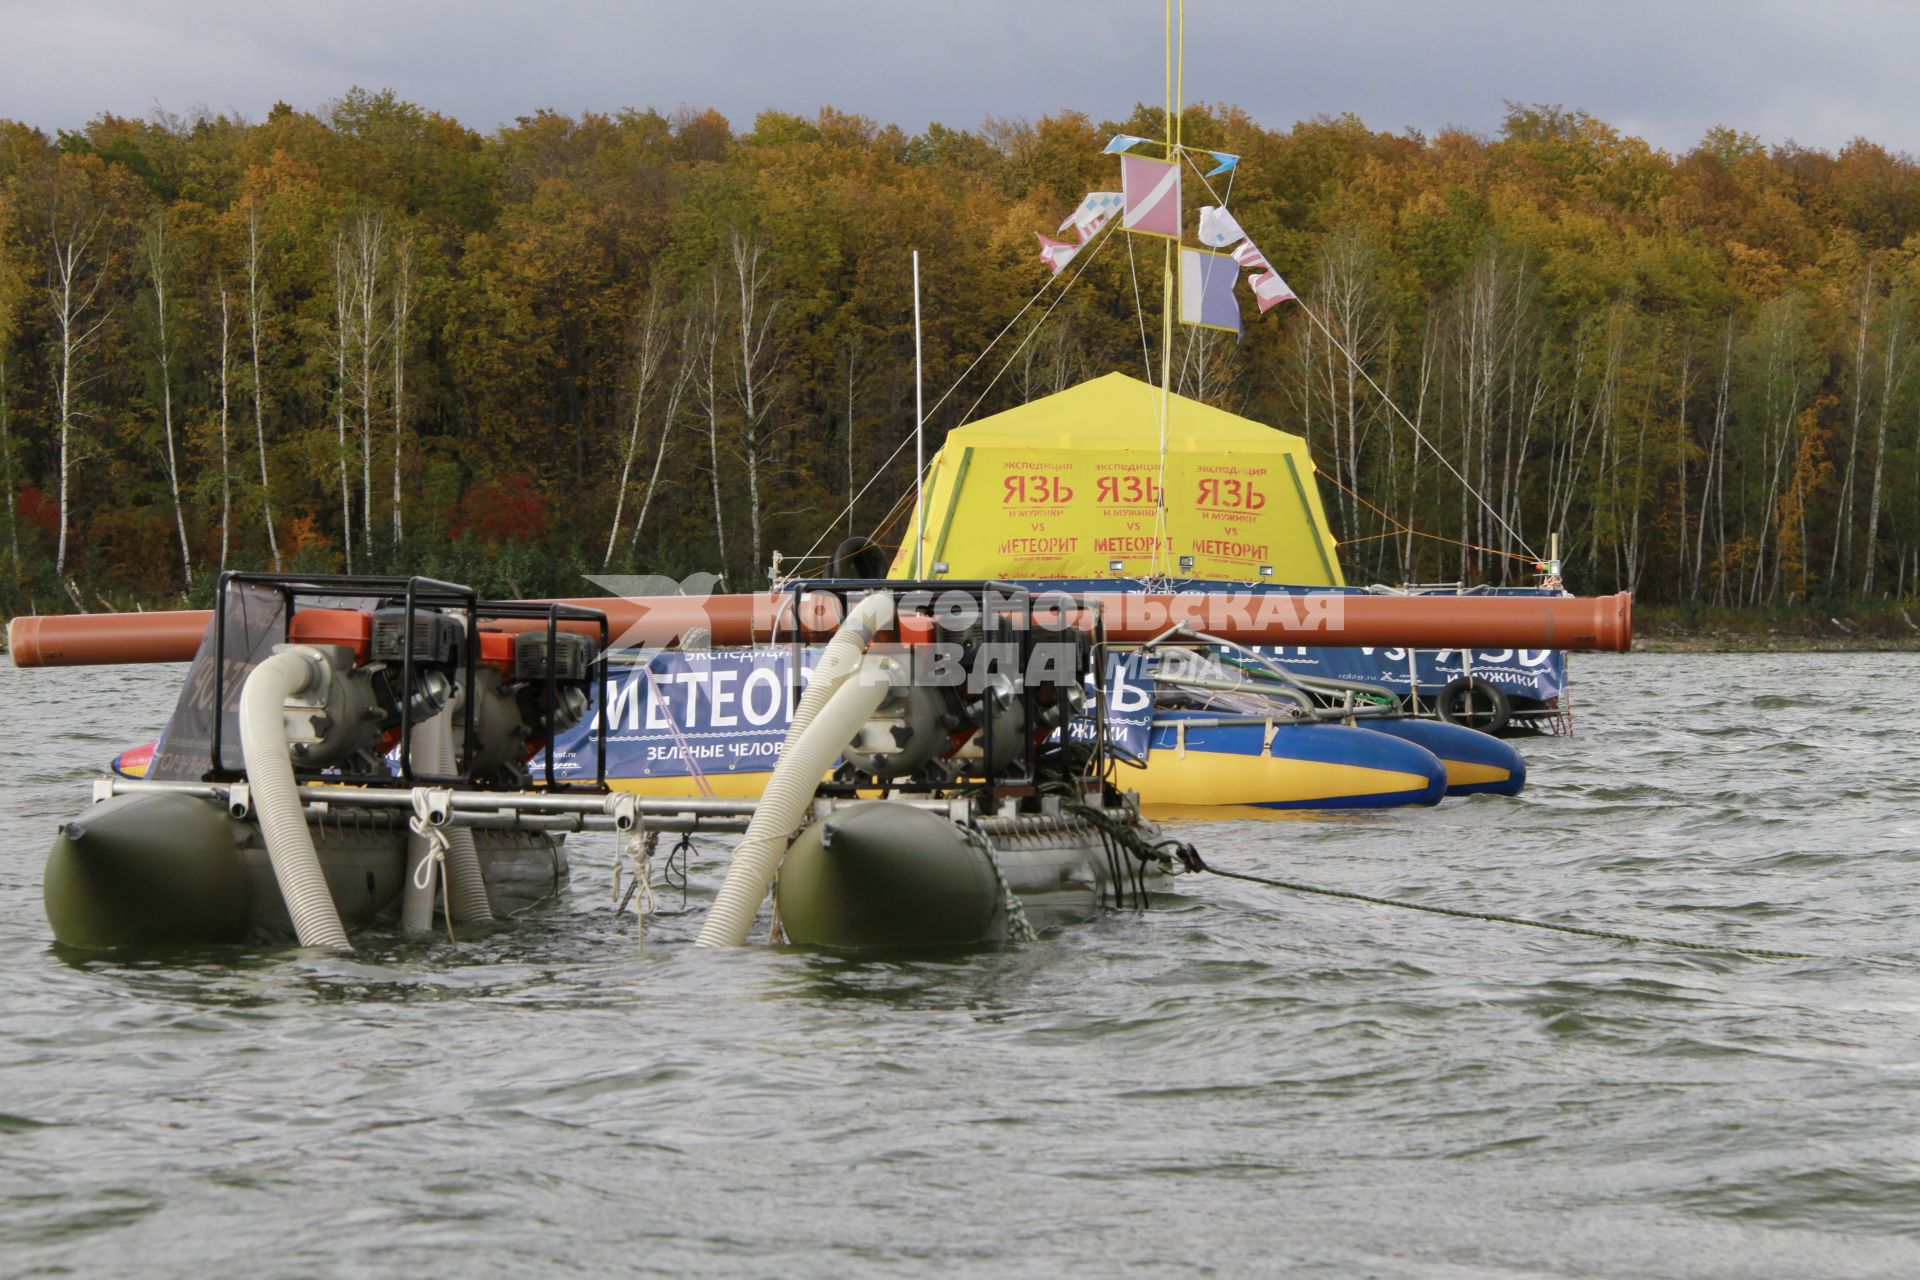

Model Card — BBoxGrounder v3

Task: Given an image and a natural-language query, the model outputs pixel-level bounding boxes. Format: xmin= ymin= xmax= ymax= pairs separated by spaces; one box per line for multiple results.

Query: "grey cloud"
xmin=0 ymin=0 xmax=1913 ymax=156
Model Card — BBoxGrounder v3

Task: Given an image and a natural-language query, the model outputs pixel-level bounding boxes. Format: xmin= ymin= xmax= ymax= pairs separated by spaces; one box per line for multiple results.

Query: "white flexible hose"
xmin=401 ymin=706 xmax=495 ymax=935
xmin=401 ymin=709 xmax=445 ymax=935
xmin=783 ymin=591 xmax=895 ymax=748
xmin=695 ymin=660 xmax=894 ymax=947
xmin=435 ymin=709 xmax=493 ymax=925
xmin=401 ymin=817 xmax=437 ymax=935
xmin=692 ymin=591 xmax=893 ymax=949
xmin=239 ymin=650 xmax=351 ymax=950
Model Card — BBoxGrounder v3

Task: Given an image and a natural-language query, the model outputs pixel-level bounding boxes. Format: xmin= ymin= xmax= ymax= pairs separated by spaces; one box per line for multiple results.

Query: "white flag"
xmin=1197 ymin=205 xmax=1245 ymax=248
xmin=1059 ymin=192 xmax=1123 ymax=242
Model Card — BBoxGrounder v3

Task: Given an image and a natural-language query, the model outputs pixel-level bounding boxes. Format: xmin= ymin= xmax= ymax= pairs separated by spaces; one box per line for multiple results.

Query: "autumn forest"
xmin=2 ymin=92 xmax=1919 ymax=616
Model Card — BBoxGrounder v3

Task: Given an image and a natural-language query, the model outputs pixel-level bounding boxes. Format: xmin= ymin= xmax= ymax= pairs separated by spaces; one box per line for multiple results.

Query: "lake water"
xmin=2 ymin=652 xmax=1917 ymax=1277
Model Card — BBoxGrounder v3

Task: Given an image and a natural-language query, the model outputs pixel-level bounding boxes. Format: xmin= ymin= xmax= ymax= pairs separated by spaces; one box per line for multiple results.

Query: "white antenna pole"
xmin=912 ymin=249 xmax=926 ymax=578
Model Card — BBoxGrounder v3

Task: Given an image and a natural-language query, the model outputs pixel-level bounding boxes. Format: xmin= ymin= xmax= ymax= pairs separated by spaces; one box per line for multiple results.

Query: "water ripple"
xmin=2 ymin=652 xmax=1919 ymax=1275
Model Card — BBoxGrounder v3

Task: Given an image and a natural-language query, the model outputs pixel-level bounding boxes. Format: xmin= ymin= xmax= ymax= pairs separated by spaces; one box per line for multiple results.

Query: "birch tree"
xmin=331 ymin=228 xmax=355 ymax=570
xmin=1861 ymin=287 xmax=1912 ymax=594
xmin=1830 ymin=266 xmax=1875 ymax=583
xmin=390 ymin=235 xmax=411 ymax=545
xmin=1312 ymin=228 xmax=1390 ymax=542
xmin=0 ymin=192 xmax=23 ymax=580
xmin=691 ymin=270 xmax=729 ymax=579
xmin=727 ymin=229 xmax=780 ymax=585
xmin=1023 ymin=320 xmax=1084 ymax=402
xmin=1742 ymin=296 xmax=1812 ymax=603
xmin=604 ymin=286 xmax=669 ymax=567
xmin=144 ymin=217 xmax=192 ymax=586
xmin=41 ymin=160 xmax=116 ymax=578
xmin=243 ymin=202 xmax=281 ymax=571
xmin=1692 ymin=316 xmax=1735 ymax=602
xmin=350 ymin=211 xmax=385 ymax=553
xmin=215 ymin=286 xmax=232 ymax=571
xmin=0 ymin=348 xmax=14 ymax=580
xmin=626 ymin=313 xmax=698 ymax=560
xmin=1167 ymin=303 xmax=1221 ymax=406
xmin=1446 ymin=245 xmax=1536 ymax=578
xmin=840 ymin=337 xmax=865 ymax=537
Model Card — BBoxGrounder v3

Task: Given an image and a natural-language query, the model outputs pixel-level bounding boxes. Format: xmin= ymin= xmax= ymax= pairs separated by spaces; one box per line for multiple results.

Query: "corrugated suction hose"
xmin=239 ymin=650 xmax=351 ymax=950
xmin=784 ymin=591 xmax=895 ymax=746
xmin=402 ymin=705 xmax=494 ymax=934
xmin=695 ymin=591 xmax=896 ymax=948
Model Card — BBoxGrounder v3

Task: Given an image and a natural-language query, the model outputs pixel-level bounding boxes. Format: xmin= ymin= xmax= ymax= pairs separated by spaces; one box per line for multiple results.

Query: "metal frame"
xmin=794 ymin=578 xmax=1115 ymax=807
xmin=472 ymin=600 xmax=611 ymax=793
xmin=205 ymin=571 xmax=610 ymax=792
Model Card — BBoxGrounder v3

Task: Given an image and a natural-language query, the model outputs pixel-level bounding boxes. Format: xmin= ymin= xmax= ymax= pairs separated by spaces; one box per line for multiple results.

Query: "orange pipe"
xmin=8 ymin=590 xmax=1631 ymax=668
xmin=8 ymin=610 xmax=215 ymax=668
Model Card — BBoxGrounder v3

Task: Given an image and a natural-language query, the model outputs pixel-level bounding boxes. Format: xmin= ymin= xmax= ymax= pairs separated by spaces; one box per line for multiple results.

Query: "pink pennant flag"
xmin=1120 ymin=154 xmax=1181 ymax=239
xmin=1247 ymin=268 xmax=1297 ymax=312
xmin=1230 ymin=238 xmax=1297 ymax=313
xmin=1036 ymin=233 xmax=1080 ymax=275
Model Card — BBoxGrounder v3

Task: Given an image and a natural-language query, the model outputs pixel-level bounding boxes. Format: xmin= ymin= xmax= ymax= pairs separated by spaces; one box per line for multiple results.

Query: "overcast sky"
xmin=0 ymin=0 xmax=1912 ymax=158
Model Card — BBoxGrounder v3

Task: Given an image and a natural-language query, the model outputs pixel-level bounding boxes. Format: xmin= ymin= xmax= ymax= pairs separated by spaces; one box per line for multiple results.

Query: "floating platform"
xmin=45 ymin=790 xmax=566 ymax=949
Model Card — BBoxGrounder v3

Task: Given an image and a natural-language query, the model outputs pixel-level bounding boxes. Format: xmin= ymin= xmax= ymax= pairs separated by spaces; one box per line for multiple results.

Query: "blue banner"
xmin=987 ymin=579 xmax=1571 ymax=705
xmin=551 ymin=645 xmax=1165 ymax=782
xmin=550 ymin=647 xmax=808 ymax=781
xmin=1249 ymin=645 xmax=1566 ymax=702
xmin=1066 ymin=652 xmax=1156 ymax=758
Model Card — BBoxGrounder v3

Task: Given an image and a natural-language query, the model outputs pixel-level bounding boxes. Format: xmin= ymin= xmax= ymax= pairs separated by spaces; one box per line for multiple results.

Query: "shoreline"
xmin=1631 ymin=635 xmax=1920 ymax=653
xmin=1632 ymin=603 xmax=1920 ymax=653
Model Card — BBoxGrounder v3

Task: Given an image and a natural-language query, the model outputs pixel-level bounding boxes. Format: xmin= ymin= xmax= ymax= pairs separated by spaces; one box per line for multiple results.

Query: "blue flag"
xmin=1179 ymin=247 xmax=1242 ymax=334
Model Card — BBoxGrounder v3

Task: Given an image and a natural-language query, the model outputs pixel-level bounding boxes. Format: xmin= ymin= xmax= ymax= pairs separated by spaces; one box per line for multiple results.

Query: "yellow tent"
xmin=887 ymin=372 xmax=1345 ymax=585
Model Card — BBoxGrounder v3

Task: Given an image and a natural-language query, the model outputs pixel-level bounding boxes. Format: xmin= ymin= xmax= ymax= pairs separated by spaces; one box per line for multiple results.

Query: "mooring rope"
xmin=1193 ymin=857 xmax=1820 ymax=961
xmin=963 ymin=824 xmax=1039 ymax=943
xmin=612 ymin=826 xmax=660 ymax=945
xmin=406 ymin=814 xmax=457 ymax=944
xmin=999 ymin=801 xmax=1813 ymax=961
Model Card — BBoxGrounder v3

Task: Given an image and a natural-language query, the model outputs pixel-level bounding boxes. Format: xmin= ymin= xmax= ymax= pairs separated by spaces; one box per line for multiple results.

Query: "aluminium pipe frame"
xmin=86 ymin=778 xmax=1067 ymax=837
xmin=92 ymin=778 xmax=759 ymax=833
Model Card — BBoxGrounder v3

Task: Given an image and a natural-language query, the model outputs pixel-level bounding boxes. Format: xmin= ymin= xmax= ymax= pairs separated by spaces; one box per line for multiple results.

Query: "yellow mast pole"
xmin=1155 ymin=0 xmax=1179 ymax=576
xmin=912 ymin=249 xmax=925 ymax=577
xmin=1177 ymin=0 xmax=1185 ymax=151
